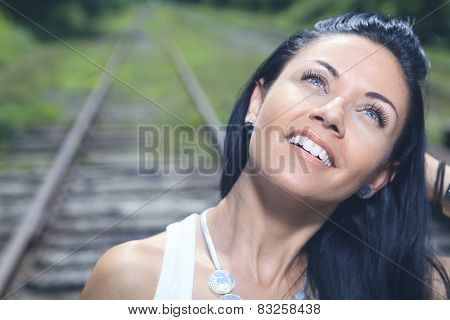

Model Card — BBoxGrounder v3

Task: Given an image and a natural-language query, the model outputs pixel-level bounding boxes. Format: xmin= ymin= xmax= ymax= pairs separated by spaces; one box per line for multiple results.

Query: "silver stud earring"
xmin=357 ymin=185 xmax=372 ymax=199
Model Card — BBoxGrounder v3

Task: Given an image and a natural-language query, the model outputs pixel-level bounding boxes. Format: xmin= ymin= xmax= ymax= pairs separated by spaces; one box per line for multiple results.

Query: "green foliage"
xmin=3 ymin=0 xmax=137 ymax=38
xmin=0 ymin=11 xmax=34 ymax=67
xmin=283 ymin=0 xmax=449 ymax=45
xmin=170 ymin=0 xmax=295 ymax=11
xmin=169 ymin=0 xmax=450 ymax=46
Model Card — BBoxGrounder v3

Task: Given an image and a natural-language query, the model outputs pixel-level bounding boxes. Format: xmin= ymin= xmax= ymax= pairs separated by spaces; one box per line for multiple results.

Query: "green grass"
xmin=108 ymin=23 xmax=203 ymax=126
xmin=0 ymin=3 xmax=148 ymax=148
xmin=152 ymin=4 xmax=280 ymax=123
xmin=0 ymin=6 xmax=127 ymax=148
xmin=0 ymin=12 xmax=35 ymax=68
xmin=0 ymin=39 xmax=114 ymax=142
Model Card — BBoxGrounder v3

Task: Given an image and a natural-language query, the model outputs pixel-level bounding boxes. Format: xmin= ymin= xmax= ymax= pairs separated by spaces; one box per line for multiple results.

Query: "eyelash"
xmin=362 ymin=103 xmax=389 ymax=128
xmin=300 ymin=68 xmax=389 ymax=128
xmin=301 ymin=69 xmax=329 ymax=93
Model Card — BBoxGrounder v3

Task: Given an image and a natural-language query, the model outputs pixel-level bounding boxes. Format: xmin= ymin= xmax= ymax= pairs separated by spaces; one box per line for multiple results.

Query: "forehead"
xmin=281 ymin=34 xmax=409 ymax=119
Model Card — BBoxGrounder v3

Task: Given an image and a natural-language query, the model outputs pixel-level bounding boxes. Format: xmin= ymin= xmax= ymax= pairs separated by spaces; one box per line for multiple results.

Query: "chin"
xmin=252 ymin=142 xmax=335 ymax=199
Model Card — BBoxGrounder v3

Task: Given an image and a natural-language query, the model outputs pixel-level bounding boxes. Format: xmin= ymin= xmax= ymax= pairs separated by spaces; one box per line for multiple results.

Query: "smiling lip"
xmin=287 ymin=128 xmax=336 ymax=168
xmin=288 ymin=143 xmax=332 ymax=168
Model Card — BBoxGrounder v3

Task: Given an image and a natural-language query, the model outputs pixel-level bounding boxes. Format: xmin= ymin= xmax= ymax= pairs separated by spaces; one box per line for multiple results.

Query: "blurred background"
xmin=0 ymin=0 xmax=449 ymax=299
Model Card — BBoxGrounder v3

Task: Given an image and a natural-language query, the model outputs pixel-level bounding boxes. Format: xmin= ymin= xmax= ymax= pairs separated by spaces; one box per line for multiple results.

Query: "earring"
xmin=357 ymin=185 xmax=372 ymax=199
xmin=245 ymin=121 xmax=254 ymax=138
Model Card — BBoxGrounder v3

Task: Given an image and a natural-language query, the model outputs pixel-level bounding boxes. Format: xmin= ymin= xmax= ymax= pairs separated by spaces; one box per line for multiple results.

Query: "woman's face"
xmin=246 ymin=34 xmax=409 ymax=207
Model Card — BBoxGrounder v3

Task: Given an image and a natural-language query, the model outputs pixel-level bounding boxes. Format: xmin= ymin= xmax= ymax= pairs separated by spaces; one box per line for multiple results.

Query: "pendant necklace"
xmin=200 ymin=208 xmax=311 ymax=300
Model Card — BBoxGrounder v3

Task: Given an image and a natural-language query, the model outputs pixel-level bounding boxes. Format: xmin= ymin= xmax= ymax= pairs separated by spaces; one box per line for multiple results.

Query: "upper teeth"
xmin=288 ymin=135 xmax=333 ymax=167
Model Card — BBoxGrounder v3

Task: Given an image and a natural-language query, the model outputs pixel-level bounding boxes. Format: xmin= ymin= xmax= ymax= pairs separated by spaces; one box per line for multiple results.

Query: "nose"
xmin=308 ymin=96 xmax=346 ymax=138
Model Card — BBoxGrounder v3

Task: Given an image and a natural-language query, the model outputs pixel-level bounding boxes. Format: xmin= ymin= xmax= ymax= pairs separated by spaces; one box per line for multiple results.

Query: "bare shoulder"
xmin=429 ymin=256 xmax=450 ymax=299
xmin=80 ymin=231 xmax=167 ymax=300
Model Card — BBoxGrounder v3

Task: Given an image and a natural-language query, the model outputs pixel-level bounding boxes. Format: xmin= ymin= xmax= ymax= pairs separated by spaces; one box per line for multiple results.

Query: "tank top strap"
xmin=153 ymin=213 xmax=198 ymax=299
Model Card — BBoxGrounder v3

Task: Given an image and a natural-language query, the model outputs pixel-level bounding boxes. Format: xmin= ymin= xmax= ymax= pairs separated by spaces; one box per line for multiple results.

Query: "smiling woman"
xmin=80 ymin=12 xmax=450 ymax=300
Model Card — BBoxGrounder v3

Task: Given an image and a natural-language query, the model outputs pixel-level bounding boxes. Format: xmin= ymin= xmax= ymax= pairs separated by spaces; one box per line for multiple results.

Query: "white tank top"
xmin=153 ymin=213 xmax=198 ymax=299
xmin=153 ymin=211 xmax=318 ymax=300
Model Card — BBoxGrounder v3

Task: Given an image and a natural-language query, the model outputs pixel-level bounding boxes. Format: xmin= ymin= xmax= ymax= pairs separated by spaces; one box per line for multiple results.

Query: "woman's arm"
xmin=430 ymin=256 xmax=450 ymax=299
xmin=424 ymin=152 xmax=450 ymax=217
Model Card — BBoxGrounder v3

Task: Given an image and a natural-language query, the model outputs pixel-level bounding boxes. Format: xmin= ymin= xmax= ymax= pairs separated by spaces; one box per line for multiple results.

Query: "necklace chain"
xmin=199 ymin=208 xmax=310 ymax=300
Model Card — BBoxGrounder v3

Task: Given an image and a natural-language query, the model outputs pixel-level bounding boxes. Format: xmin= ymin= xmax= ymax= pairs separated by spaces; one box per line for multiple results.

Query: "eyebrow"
xmin=315 ymin=60 xmax=340 ymax=78
xmin=365 ymin=91 xmax=399 ymax=119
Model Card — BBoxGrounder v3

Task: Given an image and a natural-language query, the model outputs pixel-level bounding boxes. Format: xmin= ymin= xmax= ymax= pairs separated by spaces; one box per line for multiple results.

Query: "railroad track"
xmin=0 ymin=5 xmax=449 ymax=300
xmin=0 ymin=9 xmax=222 ymax=299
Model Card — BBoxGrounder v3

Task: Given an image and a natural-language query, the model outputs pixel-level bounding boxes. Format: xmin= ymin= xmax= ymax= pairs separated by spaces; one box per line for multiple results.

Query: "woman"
xmin=80 ymin=12 xmax=450 ymax=299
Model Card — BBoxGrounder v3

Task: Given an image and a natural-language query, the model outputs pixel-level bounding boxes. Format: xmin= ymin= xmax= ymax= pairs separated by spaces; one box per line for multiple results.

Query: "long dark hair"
xmin=220 ymin=13 xmax=450 ymax=299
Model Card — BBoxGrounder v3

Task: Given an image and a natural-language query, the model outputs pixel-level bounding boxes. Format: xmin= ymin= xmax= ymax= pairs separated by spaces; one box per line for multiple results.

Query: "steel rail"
xmin=0 ymin=33 xmax=132 ymax=298
xmin=159 ymin=32 xmax=225 ymax=155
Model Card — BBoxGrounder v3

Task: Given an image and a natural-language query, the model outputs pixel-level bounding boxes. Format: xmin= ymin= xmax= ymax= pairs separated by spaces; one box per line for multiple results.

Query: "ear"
xmin=368 ymin=161 xmax=399 ymax=194
xmin=245 ymin=78 xmax=265 ymax=123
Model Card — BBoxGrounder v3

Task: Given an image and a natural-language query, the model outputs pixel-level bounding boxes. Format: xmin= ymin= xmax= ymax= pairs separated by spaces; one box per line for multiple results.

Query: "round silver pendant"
xmin=292 ymin=290 xmax=308 ymax=300
xmin=208 ymin=270 xmax=235 ymax=295
xmin=221 ymin=293 xmax=242 ymax=300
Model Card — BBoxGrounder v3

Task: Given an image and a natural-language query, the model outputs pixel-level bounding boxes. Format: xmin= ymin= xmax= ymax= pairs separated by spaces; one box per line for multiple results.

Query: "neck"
xmin=207 ymin=167 xmax=337 ymax=291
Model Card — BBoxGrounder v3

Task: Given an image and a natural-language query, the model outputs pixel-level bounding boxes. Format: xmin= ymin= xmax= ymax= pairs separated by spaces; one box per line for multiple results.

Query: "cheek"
xmin=257 ymin=82 xmax=307 ymax=123
xmin=247 ymin=124 xmax=286 ymax=173
xmin=343 ymin=136 xmax=389 ymax=185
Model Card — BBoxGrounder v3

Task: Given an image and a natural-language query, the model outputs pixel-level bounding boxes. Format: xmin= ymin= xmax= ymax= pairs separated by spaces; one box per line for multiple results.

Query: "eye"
xmin=301 ymin=69 xmax=328 ymax=93
xmin=362 ymin=103 xmax=389 ymax=128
